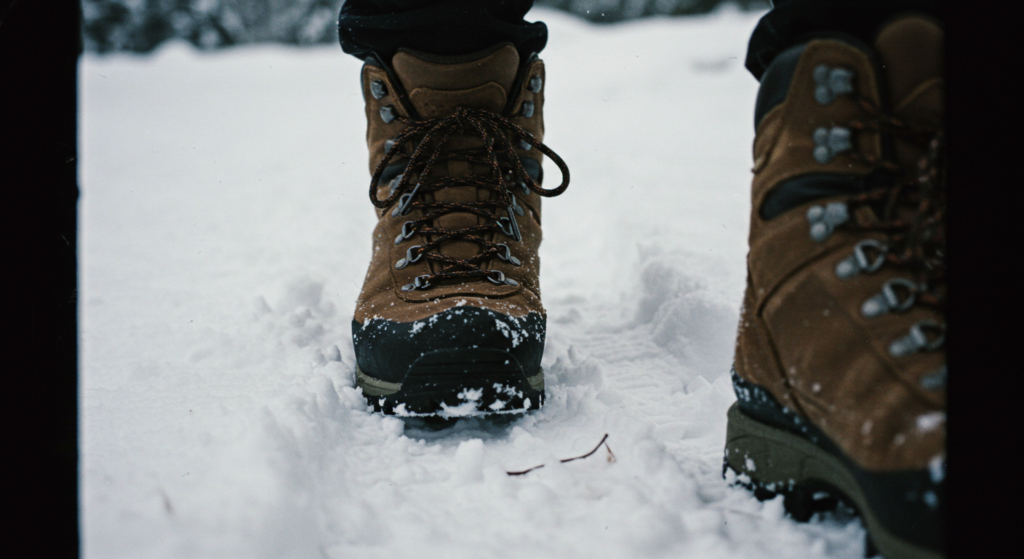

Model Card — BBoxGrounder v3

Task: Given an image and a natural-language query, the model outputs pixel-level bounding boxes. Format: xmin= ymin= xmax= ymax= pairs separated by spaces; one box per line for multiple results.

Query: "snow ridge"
xmin=81 ymin=8 xmax=869 ymax=558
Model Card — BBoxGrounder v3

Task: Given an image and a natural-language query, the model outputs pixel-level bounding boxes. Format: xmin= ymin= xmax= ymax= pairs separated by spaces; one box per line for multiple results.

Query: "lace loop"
xmin=367 ymin=106 xmax=569 ymax=288
xmin=370 ymin=107 xmax=569 ymax=209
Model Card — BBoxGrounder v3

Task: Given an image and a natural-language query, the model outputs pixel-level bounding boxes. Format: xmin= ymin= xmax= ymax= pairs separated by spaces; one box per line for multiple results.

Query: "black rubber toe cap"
xmin=732 ymin=370 xmax=945 ymax=554
xmin=352 ymin=306 xmax=546 ymax=384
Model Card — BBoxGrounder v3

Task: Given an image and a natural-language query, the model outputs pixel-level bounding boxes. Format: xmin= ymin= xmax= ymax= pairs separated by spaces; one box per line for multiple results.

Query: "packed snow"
xmin=80 ymin=7 xmax=871 ymax=558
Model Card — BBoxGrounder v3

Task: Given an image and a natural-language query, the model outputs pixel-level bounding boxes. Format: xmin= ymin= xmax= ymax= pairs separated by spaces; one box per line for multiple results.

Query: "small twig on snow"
xmin=507 ymin=433 xmax=613 ymax=476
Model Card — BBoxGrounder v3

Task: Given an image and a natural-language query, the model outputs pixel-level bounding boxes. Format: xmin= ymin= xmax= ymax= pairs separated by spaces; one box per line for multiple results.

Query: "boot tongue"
xmin=391 ymin=45 xmax=521 ymax=268
xmin=391 ymin=45 xmax=519 ymax=117
xmin=873 ymin=16 xmax=943 ymax=113
xmin=873 ymin=16 xmax=944 ymax=168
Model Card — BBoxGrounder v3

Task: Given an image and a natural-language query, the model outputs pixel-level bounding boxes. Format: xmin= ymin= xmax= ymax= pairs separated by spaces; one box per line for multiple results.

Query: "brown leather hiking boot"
xmin=724 ymin=15 xmax=945 ymax=559
xmin=350 ymin=43 xmax=569 ymax=417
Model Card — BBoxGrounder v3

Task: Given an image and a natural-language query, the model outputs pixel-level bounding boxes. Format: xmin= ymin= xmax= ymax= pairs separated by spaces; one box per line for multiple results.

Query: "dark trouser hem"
xmin=746 ymin=0 xmax=946 ymax=81
xmin=338 ymin=0 xmax=546 ymax=61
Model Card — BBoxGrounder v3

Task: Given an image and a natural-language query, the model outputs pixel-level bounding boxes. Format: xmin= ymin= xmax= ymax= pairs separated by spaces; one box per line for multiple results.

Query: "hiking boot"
xmin=350 ymin=43 xmax=569 ymax=417
xmin=724 ymin=15 xmax=945 ymax=559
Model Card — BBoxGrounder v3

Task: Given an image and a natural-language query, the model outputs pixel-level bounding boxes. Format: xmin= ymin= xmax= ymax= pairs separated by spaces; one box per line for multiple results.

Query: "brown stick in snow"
xmin=507 ymin=433 xmax=614 ymax=476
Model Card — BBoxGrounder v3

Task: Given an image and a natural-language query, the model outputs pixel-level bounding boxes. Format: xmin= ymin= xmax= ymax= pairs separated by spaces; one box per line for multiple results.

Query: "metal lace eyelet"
xmin=813 ymin=65 xmax=854 ymax=105
xmin=521 ymin=100 xmax=535 ymax=118
xmin=854 ymin=239 xmax=888 ymax=272
xmin=813 ymin=126 xmax=853 ymax=163
xmin=395 ymin=245 xmax=423 ymax=269
xmin=861 ymin=278 xmax=918 ymax=318
xmin=512 ymin=195 xmax=525 ymax=217
xmin=519 ymin=139 xmax=532 ymax=151
xmin=889 ymin=320 xmax=945 ymax=358
xmin=834 ymin=256 xmax=859 ymax=280
xmin=528 ymin=75 xmax=542 ymax=93
xmin=806 ymin=202 xmax=849 ymax=242
xmin=384 ymin=138 xmax=397 ymax=152
xmin=881 ymin=278 xmax=918 ymax=312
xmin=394 ymin=221 xmax=416 ymax=245
xmin=519 ymin=181 xmax=532 ymax=196
xmin=370 ymin=80 xmax=388 ymax=100
xmin=391 ymin=192 xmax=413 ymax=217
xmin=486 ymin=270 xmax=506 ymax=284
xmin=402 ymin=275 xmax=433 ymax=291
xmin=486 ymin=270 xmax=519 ymax=286
xmin=835 ymin=239 xmax=888 ymax=279
xmin=495 ymin=244 xmax=522 ymax=266
xmin=380 ymin=105 xmax=396 ymax=124
xmin=498 ymin=215 xmax=522 ymax=242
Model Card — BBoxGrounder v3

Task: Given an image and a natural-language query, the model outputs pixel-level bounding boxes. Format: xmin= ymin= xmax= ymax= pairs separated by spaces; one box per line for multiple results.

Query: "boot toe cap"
xmin=352 ymin=306 xmax=546 ymax=384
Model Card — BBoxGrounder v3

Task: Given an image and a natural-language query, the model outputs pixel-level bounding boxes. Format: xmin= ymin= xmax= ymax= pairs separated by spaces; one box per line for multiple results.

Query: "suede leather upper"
xmin=354 ymin=45 xmax=553 ymax=337
xmin=735 ymin=17 xmax=946 ymax=473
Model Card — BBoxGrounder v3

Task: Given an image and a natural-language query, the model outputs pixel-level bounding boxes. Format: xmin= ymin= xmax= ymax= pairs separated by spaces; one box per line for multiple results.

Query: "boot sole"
xmin=725 ymin=402 xmax=942 ymax=559
xmin=355 ymin=348 xmax=544 ymax=417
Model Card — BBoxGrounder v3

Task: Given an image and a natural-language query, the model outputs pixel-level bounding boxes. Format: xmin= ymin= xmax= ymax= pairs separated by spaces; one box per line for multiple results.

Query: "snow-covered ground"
xmin=80 ymin=7 xmax=869 ymax=558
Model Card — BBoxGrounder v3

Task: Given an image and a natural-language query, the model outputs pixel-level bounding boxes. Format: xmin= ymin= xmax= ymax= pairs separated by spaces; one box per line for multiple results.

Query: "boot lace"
xmin=369 ymin=107 xmax=569 ymax=291
xmin=826 ymin=98 xmax=946 ymax=360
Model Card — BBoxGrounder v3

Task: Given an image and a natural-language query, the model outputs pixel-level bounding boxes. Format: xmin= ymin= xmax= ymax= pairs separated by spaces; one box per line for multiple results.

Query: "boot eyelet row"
xmin=370 ymin=80 xmax=388 ymax=100
xmin=860 ymin=278 xmax=918 ymax=318
xmin=813 ymin=126 xmax=853 ymax=163
xmin=813 ymin=65 xmax=854 ymax=105
xmin=835 ymin=239 xmax=888 ymax=279
xmin=806 ymin=201 xmax=849 ymax=242
xmin=889 ymin=320 xmax=945 ymax=358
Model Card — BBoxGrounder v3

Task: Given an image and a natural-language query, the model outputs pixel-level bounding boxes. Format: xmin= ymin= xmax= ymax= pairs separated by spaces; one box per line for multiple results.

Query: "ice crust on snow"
xmin=80 ymin=7 xmax=872 ymax=559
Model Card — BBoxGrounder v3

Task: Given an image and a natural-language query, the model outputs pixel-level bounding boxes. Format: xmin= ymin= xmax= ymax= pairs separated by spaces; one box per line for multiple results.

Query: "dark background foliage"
xmin=82 ymin=0 xmax=769 ymax=53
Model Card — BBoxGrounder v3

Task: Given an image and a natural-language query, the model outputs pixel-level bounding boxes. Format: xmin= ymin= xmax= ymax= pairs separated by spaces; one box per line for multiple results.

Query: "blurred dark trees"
xmin=82 ymin=0 xmax=770 ymax=53
xmin=538 ymin=0 xmax=769 ymax=22
xmin=83 ymin=0 xmax=343 ymax=52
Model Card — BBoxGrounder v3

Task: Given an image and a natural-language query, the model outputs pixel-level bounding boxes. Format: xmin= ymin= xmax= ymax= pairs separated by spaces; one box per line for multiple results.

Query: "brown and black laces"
xmin=824 ymin=96 xmax=947 ymax=360
xmin=368 ymin=106 xmax=569 ymax=291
